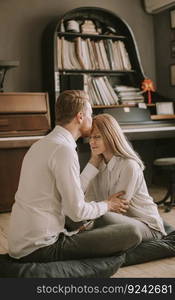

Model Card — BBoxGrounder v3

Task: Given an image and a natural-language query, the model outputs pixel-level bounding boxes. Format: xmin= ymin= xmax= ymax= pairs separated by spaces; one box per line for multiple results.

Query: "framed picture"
xmin=171 ymin=40 xmax=175 ymax=57
xmin=170 ymin=64 xmax=175 ymax=85
xmin=170 ymin=10 xmax=175 ymax=29
xmin=156 ymin=102 xmax=174 ymax=115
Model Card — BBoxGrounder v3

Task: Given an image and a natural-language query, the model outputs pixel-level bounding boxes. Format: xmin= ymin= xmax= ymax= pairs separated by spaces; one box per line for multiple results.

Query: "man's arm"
xmin=50 ymin=146 xmax=108 ymax=222
xmin=106 ymin=191 xmax=129 ymax=214
xmin=50 ymin=146 xmax=130 ymax=221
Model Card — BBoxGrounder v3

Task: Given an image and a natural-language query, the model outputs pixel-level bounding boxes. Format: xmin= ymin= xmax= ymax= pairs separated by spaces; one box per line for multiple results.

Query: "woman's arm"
xmin=113 ymin=159 xmax=141 ymax=201
xmin=80 ymin=153 xmax=103 ymax=192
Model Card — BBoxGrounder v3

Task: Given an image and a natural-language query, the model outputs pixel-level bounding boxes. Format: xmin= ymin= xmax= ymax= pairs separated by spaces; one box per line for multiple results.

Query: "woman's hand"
xmin=89 ymin=152 xmax=103 ymax=169
xmin=106 ymin=191 xmax=129 ymax=214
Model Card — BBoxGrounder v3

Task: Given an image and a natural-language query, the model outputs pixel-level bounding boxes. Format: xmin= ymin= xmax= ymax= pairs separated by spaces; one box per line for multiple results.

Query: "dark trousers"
xmin=16 ymin=216 xmax=142 ymax=263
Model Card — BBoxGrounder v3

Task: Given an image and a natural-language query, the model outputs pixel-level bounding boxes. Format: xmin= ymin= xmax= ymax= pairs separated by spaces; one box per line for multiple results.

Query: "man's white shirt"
xmin=8 ymin=126 xmax=107 ymax=259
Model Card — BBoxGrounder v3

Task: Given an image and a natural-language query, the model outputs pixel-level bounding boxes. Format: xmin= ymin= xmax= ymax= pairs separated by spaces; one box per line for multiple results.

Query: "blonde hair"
xmin=92 ymin=114 xmax=144 ymax=170
xmin=56 ymin=90 xmax=90 ymax=125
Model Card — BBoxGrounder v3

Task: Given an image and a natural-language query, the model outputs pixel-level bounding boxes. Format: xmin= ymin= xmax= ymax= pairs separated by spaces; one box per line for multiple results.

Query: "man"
xmin=8 ymin=90 xmax=140 ymax=262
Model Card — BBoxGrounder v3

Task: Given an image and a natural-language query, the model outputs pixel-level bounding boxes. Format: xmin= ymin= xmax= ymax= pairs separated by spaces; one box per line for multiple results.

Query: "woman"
xmin=84 ymin=113 xmax=166 ymax=241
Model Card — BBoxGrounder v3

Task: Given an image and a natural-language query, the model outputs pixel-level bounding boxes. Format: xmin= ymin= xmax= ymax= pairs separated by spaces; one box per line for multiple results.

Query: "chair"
xmin=153 ymin=157 xmax=175 ymax=212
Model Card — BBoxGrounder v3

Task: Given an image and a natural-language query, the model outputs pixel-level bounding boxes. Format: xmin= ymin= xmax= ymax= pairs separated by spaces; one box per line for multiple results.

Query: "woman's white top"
xmin=82 ymin=156 xmax=166 ymax=235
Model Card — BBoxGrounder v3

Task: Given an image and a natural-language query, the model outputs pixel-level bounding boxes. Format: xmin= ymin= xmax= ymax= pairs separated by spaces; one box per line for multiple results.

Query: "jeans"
xmin=16 ymin=213 xmax=162 ymax=263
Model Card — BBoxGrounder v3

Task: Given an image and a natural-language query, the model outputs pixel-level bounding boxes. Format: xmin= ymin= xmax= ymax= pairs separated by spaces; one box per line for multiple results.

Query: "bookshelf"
xmin=42 ymin=7 xmax=146 ymax=127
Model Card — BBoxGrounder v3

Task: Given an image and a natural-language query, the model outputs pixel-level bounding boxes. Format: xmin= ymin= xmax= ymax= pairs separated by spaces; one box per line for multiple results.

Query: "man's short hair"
xmin=56 ymin=90 xmax=90 ymax=125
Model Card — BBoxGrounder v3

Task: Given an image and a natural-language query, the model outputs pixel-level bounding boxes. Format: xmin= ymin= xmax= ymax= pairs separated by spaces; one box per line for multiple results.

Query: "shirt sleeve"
xmin=80 ymin=163 xmax=99 ymax=192
xmin=84 ymin=181 xmax=98 ymax=203
xmin=49 ymin=146 xmax=108 ymax=222
xmin=114 ymin=160 xmax=141 ymax=201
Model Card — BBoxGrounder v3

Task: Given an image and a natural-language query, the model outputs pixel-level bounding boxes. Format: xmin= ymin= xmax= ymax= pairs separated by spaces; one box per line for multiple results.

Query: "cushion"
xmin=0 ymin=254 xmax=125 ymax=278
xmin=0 ymin=221 xmax=174 ymax=278
xmin=124 ymin=222 xmax=175 ymax=266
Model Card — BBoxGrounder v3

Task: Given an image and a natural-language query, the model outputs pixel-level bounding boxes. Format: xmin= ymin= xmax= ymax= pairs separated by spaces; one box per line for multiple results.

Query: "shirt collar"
xmin=100 ymin=156 xmax=120 ymax=172
xmin=49 ymin=125 xmax=77 ymax=149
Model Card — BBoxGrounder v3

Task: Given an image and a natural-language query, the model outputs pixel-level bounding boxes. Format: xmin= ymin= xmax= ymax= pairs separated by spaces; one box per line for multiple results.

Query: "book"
xmin=68 ymin=41 xmax=81 ymax=69
xmin=95 ymin=77 xmax=111 ymax=105
xmin=57 ymin=37 xmax=62 ymax=69
xmin=75 ymin=37 xmax=86 ymax=69
xmin=105 ymin=39 xmax=115 ymax=70
xmin=94 ymin=41 xmax=105 ymax=70
xmin=103 ymin=76 xmax=119 ymax=104
xmin=118 ymin=40 xmax=132 ymax=70
xmin=112 ymin=41 xmax=123 ymax=70
xmin=86 ymin=38 xmax=96 ymax=70
xmin=81 ymin=39 xmax=91 ymax=69
xmin=91 ymin=40 xmax=100 ymax=69
xmin=98 ymin=40 xmax=110 ymax=70
xmin=61 ymin=38 xmax=73 ymax=69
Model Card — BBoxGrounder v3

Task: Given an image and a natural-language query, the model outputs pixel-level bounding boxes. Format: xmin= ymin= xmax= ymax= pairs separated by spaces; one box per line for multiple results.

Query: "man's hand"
xmin=105 ymin=191 xmax=129 ymax=214
xmin=89 ymin=153 xmax=103 ymax=169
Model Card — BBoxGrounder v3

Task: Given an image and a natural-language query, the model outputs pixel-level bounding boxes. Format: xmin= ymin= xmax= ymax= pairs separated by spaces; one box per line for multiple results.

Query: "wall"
xmin=0 ymin=0 xmax=155 ymax=92
xmin=154 ymin=7 xmax=175 ymax=98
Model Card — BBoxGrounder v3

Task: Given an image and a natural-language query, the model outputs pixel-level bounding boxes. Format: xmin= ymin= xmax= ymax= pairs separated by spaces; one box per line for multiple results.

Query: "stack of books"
xmin=80 ymin=20 xmax=98 ymax=34
xmin=114 ymin=85 xmax=144 ymax=105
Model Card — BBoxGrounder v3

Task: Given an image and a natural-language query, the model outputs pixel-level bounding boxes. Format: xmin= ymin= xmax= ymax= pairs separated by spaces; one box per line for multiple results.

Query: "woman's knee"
xmin=94 ymin=212 xmax=130 ymax=228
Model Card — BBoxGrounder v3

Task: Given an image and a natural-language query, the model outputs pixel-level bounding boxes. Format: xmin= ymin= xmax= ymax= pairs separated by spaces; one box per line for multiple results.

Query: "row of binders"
xmin=87 ymin=76 xmax=119 ymax=105
xmin=84 ymin=76 xmax=144 ymax=106
xmin=57 ymin=36 xmax=132 ymax=71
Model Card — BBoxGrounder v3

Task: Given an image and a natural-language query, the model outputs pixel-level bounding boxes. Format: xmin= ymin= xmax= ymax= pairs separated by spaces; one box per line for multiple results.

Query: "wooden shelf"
xmin=147 ymin=103 xmax=156 ymax=107
xmin=151 ymin=114 xmax=175 ymax=120
xmin=59 ymin=69 xmax=136 ymax=75
xmin=93 ymin=104 xmax=135 ymax=108
xmin=92 ymin=103 xmax=155 ymax=109
xmin=57 ymin=32 xmax=126 ymax=40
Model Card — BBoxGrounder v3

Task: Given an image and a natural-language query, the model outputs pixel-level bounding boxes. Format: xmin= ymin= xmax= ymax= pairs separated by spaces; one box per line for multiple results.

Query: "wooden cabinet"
xmin=0 ymin=137 xmax=43 ymax=212
xmin=0 ymin=92 xmax=51 ymax=212
xmin=42 ymin=6 xmax=146 ymax=127
xmin=0 ymin=93 xmax=51 ymax=137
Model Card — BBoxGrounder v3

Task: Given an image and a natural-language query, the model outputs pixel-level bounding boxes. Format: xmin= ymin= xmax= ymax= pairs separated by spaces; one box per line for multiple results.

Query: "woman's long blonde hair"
xmin=92 ymin=114 xmax=144 ymax=170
